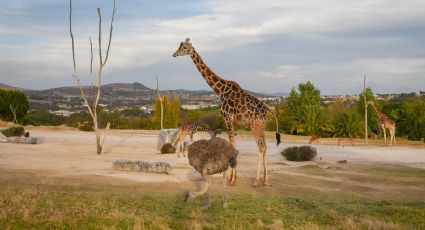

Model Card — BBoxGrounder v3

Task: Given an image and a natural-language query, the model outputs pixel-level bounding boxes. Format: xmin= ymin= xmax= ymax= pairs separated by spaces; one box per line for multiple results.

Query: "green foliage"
xmin=24 ymin=109 xmax=66 ymax=126
xmin=287 ymin=82 xmax=330 ymax=136
xmin=398 ymin=98 xmax=425 ymax=140
xmin=333 ymin=108 xmax=364 ymax=138
xmin=1 ymin=126 xmax=25 ymax=137
xmin=0 ymin=89 xmax=29 ymax=123
xmin=154 ymin=96 xmax=181 ymax=129
xmin=280 ymin=145 xmax=317 ymax=161
xmin=67 ymin=111 xmax=93 ymax=131
xmin=358 ymin=88 xmax=379 ymax=134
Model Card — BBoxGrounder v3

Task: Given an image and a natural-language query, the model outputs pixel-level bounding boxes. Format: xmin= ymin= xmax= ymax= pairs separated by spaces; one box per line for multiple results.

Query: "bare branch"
xmin=156 ymin=75 xmax=163 ymax=130
xmin=89 ymin=37 xmax=94 ymax=77
xmin=9 ymin=104 xmax=18 ymax=124
xmin=69 ymin=0 xmax=76 ymax=75
xmin=89 ymin=37 xmax=95 ymax=107
xmin=100 ymin=122 xmax=111 ymax=147
xmin=69 ymin=0 xmax=94 ymax=118
xmin=97 ymin=8 xmax=102 ymax=66
xmin=103 ymin=0 xmax=116 ymax=65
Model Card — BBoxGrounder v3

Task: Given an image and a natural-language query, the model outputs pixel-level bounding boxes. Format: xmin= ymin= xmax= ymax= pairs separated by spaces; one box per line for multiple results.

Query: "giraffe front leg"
xmin=176 ymin=132 xmax=186 ymax=158
xmin=390 ymin=128 xmax=395 ymax=147
xmin=382 ymin=126 xmax=387 ymax=147
xmin=225 ymin=119 xmax=237 ymax=186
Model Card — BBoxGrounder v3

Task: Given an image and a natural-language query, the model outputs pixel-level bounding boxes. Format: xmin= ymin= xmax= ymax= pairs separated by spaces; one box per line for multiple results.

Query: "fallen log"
xmin=113 ymin=160 xmax=171 ymax=174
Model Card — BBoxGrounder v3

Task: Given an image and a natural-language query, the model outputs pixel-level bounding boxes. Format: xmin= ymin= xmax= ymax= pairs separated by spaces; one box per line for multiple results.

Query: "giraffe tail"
xmin=271 ymin=111 xmax=281 ymax=146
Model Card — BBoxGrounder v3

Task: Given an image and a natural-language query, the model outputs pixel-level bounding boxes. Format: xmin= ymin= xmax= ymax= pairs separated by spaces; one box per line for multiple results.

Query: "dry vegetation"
xmin=0 ymin=128 xmax=424 ymax=229
xmin=1 ymin=163 xmax=424 ymax=229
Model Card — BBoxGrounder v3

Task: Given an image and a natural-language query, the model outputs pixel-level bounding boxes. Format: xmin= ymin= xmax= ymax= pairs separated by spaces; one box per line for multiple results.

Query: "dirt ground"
xmin=1 ymin=127 xmax=425 ymax=201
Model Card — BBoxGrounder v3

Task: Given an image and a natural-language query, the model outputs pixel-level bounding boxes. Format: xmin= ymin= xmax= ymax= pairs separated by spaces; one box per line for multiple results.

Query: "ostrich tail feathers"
xmin=276 ymin=132 xmax=281 ymax=146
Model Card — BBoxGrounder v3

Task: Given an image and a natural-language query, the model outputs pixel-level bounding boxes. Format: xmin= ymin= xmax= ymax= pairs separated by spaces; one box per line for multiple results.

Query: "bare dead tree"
xmin=364 ymin=75 xmax=368 ymax=145
xmin=156 ymin=75 xmax=164 ymax=130
xmin=9 ymin=104 xmax=18 ymax=125
xmin=69 ymin=0 xmax=115 ymax=154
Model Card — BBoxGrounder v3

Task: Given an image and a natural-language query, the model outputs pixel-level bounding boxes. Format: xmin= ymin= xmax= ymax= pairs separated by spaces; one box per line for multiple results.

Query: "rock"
xmin=157 ymin=129 xmax=179 ymax=150
xmin=337 ymin=160 xmax=348 ymax=164
xmin=113 ymin=160 xmax=171 ymax=174
xmin=3 ymin=137 xmax=40 ymax=144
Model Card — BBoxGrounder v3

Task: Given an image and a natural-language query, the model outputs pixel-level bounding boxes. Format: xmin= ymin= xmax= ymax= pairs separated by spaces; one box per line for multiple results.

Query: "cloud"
xmin=0 ymin=0 xmax=424 ymax=93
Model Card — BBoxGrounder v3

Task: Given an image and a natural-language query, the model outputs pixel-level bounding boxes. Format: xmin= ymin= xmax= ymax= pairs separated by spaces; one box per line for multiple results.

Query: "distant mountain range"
xmin=1 ymin=82 xmax=284 ymax=111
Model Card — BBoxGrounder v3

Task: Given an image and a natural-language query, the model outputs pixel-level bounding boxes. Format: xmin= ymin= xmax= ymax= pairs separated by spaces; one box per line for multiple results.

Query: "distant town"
xmin=1 ymin=82 xmax=424 ymax=117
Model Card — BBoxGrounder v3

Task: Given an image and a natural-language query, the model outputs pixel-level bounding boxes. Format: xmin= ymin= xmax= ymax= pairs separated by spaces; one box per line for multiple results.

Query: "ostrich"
xmin=185 ymin=137 xmax=238 ymax=209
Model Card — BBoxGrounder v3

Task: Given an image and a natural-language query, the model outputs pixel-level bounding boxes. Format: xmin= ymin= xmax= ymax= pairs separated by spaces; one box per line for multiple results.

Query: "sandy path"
xmin=0 ymin=129 xmax=424 ymax=183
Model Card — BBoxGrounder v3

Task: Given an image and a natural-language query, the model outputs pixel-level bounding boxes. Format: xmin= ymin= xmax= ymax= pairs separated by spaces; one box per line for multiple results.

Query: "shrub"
xmin=1 ymin=126 xmax=25 ymax=137
xmin=0 ymin=89 xmax=29 ymax=123
xmin=160 ymin=143 xmax=176 ymax=154
xmin=281 ymin=146 xmax=317 ymax=161
xmin=24 ymin=109 xmax=66 ymax=126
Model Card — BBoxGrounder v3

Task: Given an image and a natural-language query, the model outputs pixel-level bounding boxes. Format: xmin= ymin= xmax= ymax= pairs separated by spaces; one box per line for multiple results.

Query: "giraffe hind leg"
xmin=252 ymin=120 xmax=269 ymax=187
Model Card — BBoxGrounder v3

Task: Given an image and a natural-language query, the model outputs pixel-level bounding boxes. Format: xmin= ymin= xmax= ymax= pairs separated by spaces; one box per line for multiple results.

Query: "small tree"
xmin=358 ymin=87 xmax=379 ymax=137
xmin=0 ymin=89 xmax=29 ymax=124
xmin=69 ymin=0 xmax=115 ymax=154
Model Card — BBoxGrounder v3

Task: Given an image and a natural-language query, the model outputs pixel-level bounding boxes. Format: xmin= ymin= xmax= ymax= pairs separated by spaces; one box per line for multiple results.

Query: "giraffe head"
xmin=172 ymin=38 xmax=193 ymax=57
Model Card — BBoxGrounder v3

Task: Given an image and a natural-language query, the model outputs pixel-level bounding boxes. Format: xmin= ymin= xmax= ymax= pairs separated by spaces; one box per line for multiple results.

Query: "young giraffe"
xmin=173 ymin=38 xmax=281 ymax=186
xmin=174 ymin=121 xmax=215 ymax=158
xmin=368 ymin=101 xmax=396 ymax=147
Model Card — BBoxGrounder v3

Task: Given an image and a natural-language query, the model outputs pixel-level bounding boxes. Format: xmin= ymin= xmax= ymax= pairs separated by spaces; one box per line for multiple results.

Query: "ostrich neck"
xmin=189 ymin=49 xmax=225 ymax=96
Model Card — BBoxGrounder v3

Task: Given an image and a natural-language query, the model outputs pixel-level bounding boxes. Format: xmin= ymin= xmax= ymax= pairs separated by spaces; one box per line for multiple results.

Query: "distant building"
xmin=50 ymin=110 xmax=72 ymax=117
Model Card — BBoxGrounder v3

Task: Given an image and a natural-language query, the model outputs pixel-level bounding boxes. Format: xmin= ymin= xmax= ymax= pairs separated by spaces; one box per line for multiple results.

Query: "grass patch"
xmin=1 ymin=175 xmax=424 ymax=229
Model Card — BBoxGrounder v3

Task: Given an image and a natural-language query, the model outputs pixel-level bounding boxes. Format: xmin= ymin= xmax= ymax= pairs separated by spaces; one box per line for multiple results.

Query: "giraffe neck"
xmin=189 ymin=49 xmax=225 ymax=96
xmin=371 ymin=103 xmax=386 ymax=123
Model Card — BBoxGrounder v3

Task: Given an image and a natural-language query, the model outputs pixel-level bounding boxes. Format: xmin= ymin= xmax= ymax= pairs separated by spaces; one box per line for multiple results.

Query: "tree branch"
xmin=97 ymin=8 xmax=102 ymax=66
xmin=103 ymin=0 xmax=116 ymax=65
xmin=69 ymin=0 xmax=95 ymax=118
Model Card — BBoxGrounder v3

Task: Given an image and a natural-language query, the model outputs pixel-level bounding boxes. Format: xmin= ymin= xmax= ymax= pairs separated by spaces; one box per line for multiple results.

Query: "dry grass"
xmin=0 ymin=168 xmax=424 ymax=229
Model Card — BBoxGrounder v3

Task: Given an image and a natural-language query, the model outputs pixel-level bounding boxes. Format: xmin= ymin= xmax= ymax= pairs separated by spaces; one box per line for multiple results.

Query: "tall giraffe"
xmin=368 ymin=101 xmax=396 ymax=147
xmin=173 ymin=38 xmax=281 ymax=186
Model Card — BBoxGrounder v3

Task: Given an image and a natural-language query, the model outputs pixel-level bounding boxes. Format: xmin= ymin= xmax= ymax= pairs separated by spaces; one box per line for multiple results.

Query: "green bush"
xmin=24 ymin=109 xmax=66 ymax=126
xmin=160 ymin=143 xmax=176 ymax=154
xmin=281 ymin=146 xmax=317 ymax=161
xmin=1 ymin=126 xmax=25 ymax=137
xmin=0 ymin=89 xmax=29 ymax=123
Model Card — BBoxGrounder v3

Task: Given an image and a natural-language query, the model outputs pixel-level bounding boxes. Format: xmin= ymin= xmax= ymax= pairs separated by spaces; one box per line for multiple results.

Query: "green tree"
xmin=399 ymin=99 xmax=425 ymax=140
xmin=286 ymin=81 xmax=329 ymax=135
xmin=154 ymin=96 xmax=181 ymax=129
xmin=23 ymin=109 xmax=66 ymax=126
xmin=357 ymin=87 xmax=379 ymax=136
xmin=171 ymin=97 xmax=181 ymax=128
xmin=333 ymin=108 xmax=364 ymax=138
xmin=0 ymin=89 xmax=29 ymax=124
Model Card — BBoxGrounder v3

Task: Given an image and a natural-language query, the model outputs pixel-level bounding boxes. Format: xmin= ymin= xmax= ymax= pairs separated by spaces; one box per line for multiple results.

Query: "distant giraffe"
xmin=173 ymin=38 xmax=281 ymax=186
xmin=337 ymin=137 xmax=354 ymax=147
xmin=368 ymin=101 xmax=396 ymax=146
xmin=174 ymin=121 xmax=215 ymax=158
xmin=308 ymin=135 xmax=321 ymax=144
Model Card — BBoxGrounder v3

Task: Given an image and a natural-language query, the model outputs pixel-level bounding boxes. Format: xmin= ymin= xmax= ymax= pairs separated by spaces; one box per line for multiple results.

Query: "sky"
xmin=0 ymin=0 xmax=424 ymax=95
